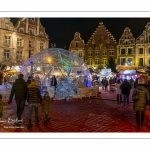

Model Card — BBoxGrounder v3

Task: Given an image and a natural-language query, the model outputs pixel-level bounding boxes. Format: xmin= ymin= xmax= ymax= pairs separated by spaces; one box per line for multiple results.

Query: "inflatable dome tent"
xmin=20 ymin=48 xmax=91 ymax=99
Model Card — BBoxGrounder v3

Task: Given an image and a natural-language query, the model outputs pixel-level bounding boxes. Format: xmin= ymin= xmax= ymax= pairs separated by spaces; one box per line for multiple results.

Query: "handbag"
xmin=132 ymin=88 xmax=139 ymax=102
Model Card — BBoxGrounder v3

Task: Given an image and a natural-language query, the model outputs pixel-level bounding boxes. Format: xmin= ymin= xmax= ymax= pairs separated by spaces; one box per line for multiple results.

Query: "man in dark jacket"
xmin=8 ymin=74 xmax=27 ymax=121
xmin=120 ymin=79 xmax=131 ymax=106
xmin=26 ymin=79 xmax=42 ymax=128
xmin=26 ymin=76 xmax=31 ymax=86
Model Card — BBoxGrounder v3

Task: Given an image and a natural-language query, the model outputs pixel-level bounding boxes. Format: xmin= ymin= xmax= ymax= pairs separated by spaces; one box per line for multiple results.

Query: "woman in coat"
xmin=116 ymin=79 xmax=122 ymax=104
xmin=133 ymin=79 xmax=149 ymax=130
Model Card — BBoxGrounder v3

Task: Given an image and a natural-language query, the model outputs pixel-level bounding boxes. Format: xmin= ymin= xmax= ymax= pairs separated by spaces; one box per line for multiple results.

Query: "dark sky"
xmin=40 ymin=18 xmax=150 ymax=49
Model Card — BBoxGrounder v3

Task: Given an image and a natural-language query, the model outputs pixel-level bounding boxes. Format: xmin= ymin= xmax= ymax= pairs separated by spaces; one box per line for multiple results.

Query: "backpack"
xmin=132 ymin=88 xmax=139 ymax=102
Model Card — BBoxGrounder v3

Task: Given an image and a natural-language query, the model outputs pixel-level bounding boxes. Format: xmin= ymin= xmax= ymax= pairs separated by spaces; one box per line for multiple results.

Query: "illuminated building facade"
xmin=0 ymin=18 xmax=49 ymax=70
xmin=85 ymin=22 xmax=117 ymax=69
xmin=135 ymin=22 xmax=150 ymax=69
xmin=69 ymin=32 xmax=85 ymax=61
xmin=117 ymin=27 xmax=136 ymax=72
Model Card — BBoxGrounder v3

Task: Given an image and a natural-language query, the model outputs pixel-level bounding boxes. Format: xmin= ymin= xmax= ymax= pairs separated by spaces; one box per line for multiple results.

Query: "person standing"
xmin=50 ymin=75 xmax=57 ymax=99
xmin=120 ymin=79 xmax=131 ymax=106
xmin=130 ymin=77 xmax=134 ymax=88
xmin=103 ymin=77 xmax=108 ymax=92
xmin=42 ymin=91 xmax=51 ymax=125
xmin=116 ymin=79 xmax=122 ymax=104
xmin=8 ymin=74 xmax=27 ymax=121
xmin=26 ymin=76 xmax=31 ymax=86
xmin=26 ymin=79 xmax=42 ymax=128
xmin=133 ymin=79 xmax=149 ymax=130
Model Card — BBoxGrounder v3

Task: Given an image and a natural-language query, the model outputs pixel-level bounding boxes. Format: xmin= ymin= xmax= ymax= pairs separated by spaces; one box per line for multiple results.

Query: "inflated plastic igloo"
xmin=20 ymin=48 xmax=91 ymax=99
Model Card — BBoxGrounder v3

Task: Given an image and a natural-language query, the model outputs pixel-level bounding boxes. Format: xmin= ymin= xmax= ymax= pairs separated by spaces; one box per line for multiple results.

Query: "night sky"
xmin=40 ymin=18 xmax=150 ymax=49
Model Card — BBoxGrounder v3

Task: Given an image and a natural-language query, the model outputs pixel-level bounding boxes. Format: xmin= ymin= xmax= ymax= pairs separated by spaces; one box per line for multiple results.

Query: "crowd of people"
xmin=101 ymin=76 xmax=150 ymax=130
xmin=0 ymin=74 xmax=53 ymax=129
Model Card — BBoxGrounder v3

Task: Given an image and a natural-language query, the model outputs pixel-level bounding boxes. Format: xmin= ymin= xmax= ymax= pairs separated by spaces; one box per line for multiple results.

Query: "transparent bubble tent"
xmin=20 ymin=48 xmax=91 ymax=99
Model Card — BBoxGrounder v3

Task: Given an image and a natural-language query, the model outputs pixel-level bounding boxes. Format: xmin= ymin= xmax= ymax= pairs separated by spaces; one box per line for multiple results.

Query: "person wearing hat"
xmin=42 ymin=91 xmax=51 ymax=125
xmin=133 ymin=78 xmax=149 ymax=130
xmin=26 ymin=79 xmax=42 ymax=128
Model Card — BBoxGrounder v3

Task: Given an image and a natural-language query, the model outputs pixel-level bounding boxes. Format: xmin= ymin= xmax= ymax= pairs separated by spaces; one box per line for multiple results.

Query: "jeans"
xmin=123 ymin=94 xmax=129 ymax=105
xmin=136 ymin=111 xmax=145 ymax=127
xmin=28 ymin=103 xmax=39 ymax=120
xmin=117 ymin=94 xmax=122 ymax=104
xmin=16 ymin=101 xmax=25 ymax=120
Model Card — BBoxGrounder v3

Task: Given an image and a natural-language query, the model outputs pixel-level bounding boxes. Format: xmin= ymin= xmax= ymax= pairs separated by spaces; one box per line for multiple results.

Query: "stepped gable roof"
xmin=86 ymin=22 xmax=117 ymax=46
xmin=119 ymin=27 xmax=135 ymax=39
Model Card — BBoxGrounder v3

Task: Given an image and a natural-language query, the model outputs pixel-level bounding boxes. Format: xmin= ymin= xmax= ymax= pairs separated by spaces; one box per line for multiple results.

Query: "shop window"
xmin=127 ymin=58 xmax=132 ymax=66
xmin=121 ymin=58 xmax=126 ymax=65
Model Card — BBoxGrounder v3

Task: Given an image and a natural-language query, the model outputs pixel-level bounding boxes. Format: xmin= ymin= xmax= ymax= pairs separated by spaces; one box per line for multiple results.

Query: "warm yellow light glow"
xmin=48 ymin=58 xmax=51 ymax=63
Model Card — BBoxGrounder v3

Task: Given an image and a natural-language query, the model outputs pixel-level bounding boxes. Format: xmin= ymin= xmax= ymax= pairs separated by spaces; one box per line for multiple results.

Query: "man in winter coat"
xmin=120 ymin=79 xmax=131 ymax=106
xmin=133 ymin=79 xmax=149 ymax=130
xmin=26 ymin=79 xmax=42 ymax=128
xmin=116 ymin=79 xmax=122 ymax=104
xmin=8 ymin=74 xmax=27 ymax=121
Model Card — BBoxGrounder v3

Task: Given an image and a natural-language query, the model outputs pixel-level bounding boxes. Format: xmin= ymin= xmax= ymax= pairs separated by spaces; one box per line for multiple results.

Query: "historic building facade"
xmin=0 ymin=18 xmax=49 ymax=70
xmin=135 ymin=22 xmax=150 ymax=68
xmin=69 ymin=32 xmax=85 ymax=61
xmin=85 ymin=22 xmax=117 ymax=69
xmin=117 ymin=27 xmax=136 ymax=72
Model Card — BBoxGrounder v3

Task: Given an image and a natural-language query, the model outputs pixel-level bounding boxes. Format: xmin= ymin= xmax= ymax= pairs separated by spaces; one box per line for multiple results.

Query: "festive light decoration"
xmin=20 ymin=48 xmax=91 ymax=99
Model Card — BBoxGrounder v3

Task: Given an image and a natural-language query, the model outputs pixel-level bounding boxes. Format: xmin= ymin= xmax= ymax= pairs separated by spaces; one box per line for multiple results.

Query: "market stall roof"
xmin=136 ymin=69 xmax=148 ymax=74
xmin=119 ymin=70 xmax=136 ymax=75
xmin=3 ymin=70 xmax=17 ymax=74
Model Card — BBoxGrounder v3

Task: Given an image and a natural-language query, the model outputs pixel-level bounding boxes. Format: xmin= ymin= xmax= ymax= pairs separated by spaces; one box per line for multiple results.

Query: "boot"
xmin=27 ymin=119 xmax=31 ymax=129
xmin=35 ymin=117 xmax=39 ymax=124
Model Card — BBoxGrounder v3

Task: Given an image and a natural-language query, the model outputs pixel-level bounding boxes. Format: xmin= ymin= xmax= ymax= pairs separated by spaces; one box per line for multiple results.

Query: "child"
xmin=42 ymin=91 xmax=51 ymax=125
xmin=0 ymin=94 xmax=8 ymax=120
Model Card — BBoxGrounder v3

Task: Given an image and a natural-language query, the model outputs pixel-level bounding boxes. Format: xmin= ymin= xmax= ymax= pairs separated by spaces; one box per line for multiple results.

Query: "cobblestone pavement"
xmin=1 ymin=85 xmax=150 ymax=132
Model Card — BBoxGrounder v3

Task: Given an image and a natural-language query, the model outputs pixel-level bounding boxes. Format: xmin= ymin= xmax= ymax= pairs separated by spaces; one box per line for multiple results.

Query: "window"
xmin=102 ymin=58 xmax=106 ymax=64
xmin=127 ymin=58 xmax=132 ymax=66
xmin=139 ymin=48 xmax=143 ymax=54
xmin=4 ymin=50 xmax=10 ymax=58
xmin=16 ymin=51 xmax=22 ymax=60
xmin=40 ymin=32 xmax=44 ymax=37
xmin=40 ymin=43 xmax=44 ymax=49
xmin=30 ymin=29 xmax=35 ymax=35
xmin=29 ymin=41 xmax=34 ymax=48
xmin=120 ymin=58 xmax=126 ymax=65
xmin=121 ymin=49 xmax=125 ymax=54
xmin=5 ymin=24 xmax=9 ymax=30
xmin=149 ymin=48 xmax=150 ymax=54
xmin=17 ymin=38 xmax=23 ymax=46
xmin=95 ymin=50 xmax=99 ymax=56
xmin=110 ymin=50 xmax=114 ymax=56
xmin=106 ymin=40 xmax=110 ymax=47
xmin=92 ymin=42 xmax=95 ymax=48
xmin=20 ymin=28 xmax=24 ymax=33
xmin=5 ymin=36 xmax=11 ymax=44
xmin=78 ymin=51 xmax=82 ymax=57
xmin=88 ymin=51 xmax=92 ymax=57
xmin=139 ymin=58 xmax=143 ymax=66
xmin=76 ymin=43 xmax=78 ymax=47
xmin=103 ymin=50 xmax=106 ymax=56
xmin=95 ymin=58 xmax=100 ymax=65
xmin=128 ymin=48 xmax=132 ymax=54
xmin=88 ymin=58 xmax=92 ymax=65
